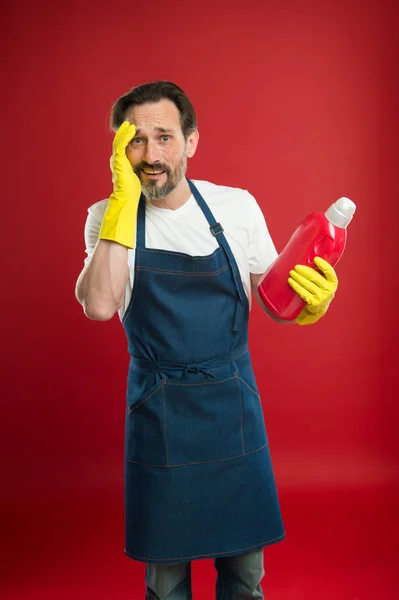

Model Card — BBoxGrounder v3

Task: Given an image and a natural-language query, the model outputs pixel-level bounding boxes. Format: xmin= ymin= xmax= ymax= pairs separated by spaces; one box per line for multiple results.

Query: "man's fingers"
xmin=289 ymin=269 xmax=322 ymax=296
xmin=288 ymin=277 xmax=313 ymax=304
xmin=313 ymin=257 xmax=338 ymax=285
xmin=289 ymin=261 xmax=338 ymax=306
xmin=290 ymin=265 xmax=328 ymax=290
xmin=113 ymin=121 xmax=136 ymax=155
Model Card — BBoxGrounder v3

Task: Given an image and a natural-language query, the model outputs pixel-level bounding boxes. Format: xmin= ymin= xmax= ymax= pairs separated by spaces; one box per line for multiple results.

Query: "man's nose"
xmin=143 ymin=140 xmax=162 ymax=164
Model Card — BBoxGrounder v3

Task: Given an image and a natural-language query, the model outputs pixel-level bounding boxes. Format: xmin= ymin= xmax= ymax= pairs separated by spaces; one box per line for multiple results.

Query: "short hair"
xmin=110 ymin=81 xmax=197 ymax=139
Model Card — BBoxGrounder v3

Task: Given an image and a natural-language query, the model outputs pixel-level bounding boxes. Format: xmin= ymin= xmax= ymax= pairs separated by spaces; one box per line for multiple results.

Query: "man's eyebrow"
xmin=134 ymin=127 xmax=176 ymax=135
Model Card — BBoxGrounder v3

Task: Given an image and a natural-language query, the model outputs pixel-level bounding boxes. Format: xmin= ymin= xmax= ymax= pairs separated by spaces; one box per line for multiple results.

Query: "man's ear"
xmin=186 ymin=129 xmax=199 ymax=158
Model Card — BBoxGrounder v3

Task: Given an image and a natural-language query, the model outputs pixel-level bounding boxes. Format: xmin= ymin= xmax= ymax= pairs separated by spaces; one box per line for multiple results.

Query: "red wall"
xmin=1 ymin=0 xmax=398 ymax=587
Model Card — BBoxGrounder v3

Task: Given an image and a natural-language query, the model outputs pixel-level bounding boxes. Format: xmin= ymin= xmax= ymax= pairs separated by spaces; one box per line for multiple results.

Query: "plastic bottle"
xmin=257 ymin=197 xmax=356 ymax=321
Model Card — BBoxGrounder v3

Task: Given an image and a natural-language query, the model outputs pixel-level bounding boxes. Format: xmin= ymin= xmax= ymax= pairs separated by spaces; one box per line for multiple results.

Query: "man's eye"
xmin=130 ymin=138 xmax=143 ymax=145
xmin=161 ymin=135 xmax=171 ymax=142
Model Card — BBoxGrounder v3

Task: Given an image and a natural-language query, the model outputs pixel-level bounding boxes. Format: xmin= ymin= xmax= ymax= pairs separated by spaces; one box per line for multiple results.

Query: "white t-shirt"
xmin=83 ymin=180 xmax=278 ymax=319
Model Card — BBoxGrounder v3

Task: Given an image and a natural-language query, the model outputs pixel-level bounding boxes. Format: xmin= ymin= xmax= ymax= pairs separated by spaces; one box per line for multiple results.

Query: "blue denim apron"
xmin=122 ymin=179 xmax=285 ymax=563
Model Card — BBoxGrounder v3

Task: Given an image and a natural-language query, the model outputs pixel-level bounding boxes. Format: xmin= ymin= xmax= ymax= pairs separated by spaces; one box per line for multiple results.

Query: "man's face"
xmin=125 ymin=99 xmax=197 ymax=200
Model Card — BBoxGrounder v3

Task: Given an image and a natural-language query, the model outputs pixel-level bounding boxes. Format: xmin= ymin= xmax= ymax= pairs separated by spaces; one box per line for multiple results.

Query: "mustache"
xmin=135 ymin=162 xmax=171 ymax=175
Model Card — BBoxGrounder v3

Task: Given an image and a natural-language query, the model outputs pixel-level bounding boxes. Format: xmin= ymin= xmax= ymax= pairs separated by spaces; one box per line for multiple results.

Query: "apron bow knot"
xmin=183 ymin=363 xmax=215 ymax=378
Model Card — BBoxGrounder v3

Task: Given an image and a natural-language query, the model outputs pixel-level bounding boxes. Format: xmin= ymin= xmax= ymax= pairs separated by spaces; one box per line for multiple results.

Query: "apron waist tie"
xmin=129 ymin=343 xmax=248 ymax=378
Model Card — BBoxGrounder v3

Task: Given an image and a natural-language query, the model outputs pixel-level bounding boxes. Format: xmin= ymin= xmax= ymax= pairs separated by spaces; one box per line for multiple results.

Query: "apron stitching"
xmin=162 ymin=384 xmax=169 ymax=467
xmin=138 ymin=247 xmax=222 ymax=260
xmin=164 ymin=375 xmax=236 ymax=388
xmin=124 ymin=533 xmax=286 ymax=562
xmin=127 ymin=443 xmax=268 ymax=468
xmin=128 ymin=382 xmax=164 ymax=414
xmin=237 ymin=377 xmax=260 ymax=397
xmin=123 ymin=255 xmax=141 ymax=324
xmin=136 ymin=266 xmax=230 ymax=276
xmin=236 ymin=373 xmax=246 ymax=455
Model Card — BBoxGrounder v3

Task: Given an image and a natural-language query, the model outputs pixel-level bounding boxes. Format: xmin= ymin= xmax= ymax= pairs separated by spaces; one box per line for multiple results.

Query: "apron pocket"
xmin=164 ymin=374 xmax=244 ymax=466
xmin=237 ymin=375 xmax=268 ymax=453
xmin=127 ymin=380 xmax=167 ymax=466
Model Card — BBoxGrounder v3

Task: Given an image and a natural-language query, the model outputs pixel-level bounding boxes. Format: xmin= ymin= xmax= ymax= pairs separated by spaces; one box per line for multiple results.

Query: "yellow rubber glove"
xmin=288 ymin=257 xmax=338 ymax=325
xmin=99 ymin=121 xmax=141 ymax=248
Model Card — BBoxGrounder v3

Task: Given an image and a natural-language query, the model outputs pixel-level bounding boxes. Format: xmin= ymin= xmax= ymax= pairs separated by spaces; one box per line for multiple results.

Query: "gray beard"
xmin=140 ymin=154 xmax=188 ymax=201
xmin=141 ymin=178 xmax=178 ymax=200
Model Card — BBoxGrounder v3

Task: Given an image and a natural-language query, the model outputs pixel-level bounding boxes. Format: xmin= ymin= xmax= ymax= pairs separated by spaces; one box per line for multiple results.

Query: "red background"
xmin=1 ymin=0 xmax=398 ymax=598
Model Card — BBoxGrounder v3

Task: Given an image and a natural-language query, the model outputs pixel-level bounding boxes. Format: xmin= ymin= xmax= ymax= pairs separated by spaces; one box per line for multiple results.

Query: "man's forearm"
xmin=75 ymin=239 xmax=129 ymax=321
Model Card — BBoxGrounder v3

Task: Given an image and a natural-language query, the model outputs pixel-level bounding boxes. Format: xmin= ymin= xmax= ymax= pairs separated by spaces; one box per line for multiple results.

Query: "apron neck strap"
xmin=136 ymin=194 xmax=146 ymax=248
xmin=186 ymin=179 xmax=247 ymax=311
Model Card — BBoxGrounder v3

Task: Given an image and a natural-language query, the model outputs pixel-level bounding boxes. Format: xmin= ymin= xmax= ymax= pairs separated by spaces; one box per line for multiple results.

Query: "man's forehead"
xmin=134 ymin=126 xmax=176 ymax=135
xmin=126 ymin=99 xmax=181 ymax=130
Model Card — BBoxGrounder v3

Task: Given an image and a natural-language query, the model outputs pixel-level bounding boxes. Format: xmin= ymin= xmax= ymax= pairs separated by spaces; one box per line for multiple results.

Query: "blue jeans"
xmin=145 ymin=549 xmax=265 ymax=599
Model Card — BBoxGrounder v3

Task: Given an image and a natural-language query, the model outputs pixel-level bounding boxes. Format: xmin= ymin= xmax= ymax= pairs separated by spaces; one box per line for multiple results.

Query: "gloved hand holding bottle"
xmin=288 ymin=257 xmax=338 ymax=325
xmin=99 ymin=121 xmax=141 ymax=248
xmin=257 ymin=197 xmax=355 ymax=325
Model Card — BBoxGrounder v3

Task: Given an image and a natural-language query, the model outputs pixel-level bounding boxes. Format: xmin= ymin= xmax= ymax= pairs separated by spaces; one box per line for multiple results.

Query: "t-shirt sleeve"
xmin=246 ymin=192 xmax=278 ymax=274
xmin=83 ymin=201 xmax=107 ymax=265
xmin=82 ymin=199 xmax=133 ymax=321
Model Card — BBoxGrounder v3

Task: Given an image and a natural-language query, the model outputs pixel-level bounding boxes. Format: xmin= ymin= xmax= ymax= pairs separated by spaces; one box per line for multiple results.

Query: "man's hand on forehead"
xmin=113 ymin=121 xmax=136 ymax=152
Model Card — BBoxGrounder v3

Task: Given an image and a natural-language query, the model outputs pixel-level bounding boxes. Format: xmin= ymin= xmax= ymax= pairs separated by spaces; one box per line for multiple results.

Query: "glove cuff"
xmin=295 ymin=294 xmax=334 ymax=326
xmin=306 ymin=293 xmax=335 ymax=316
xmin=98 ymin=196 xmax=138 ymax=249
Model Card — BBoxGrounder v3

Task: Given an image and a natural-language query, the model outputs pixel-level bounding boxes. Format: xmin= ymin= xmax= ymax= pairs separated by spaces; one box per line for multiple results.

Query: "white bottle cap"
xmin=325 ymin=197 xmax=356 ymax=228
